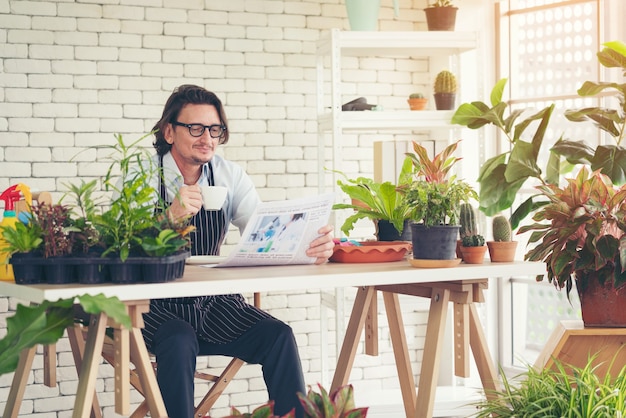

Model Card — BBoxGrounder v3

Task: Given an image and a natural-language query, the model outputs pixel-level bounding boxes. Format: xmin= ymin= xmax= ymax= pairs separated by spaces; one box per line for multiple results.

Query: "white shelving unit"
xmin=315 ymin=29 xmax=480 ymax=395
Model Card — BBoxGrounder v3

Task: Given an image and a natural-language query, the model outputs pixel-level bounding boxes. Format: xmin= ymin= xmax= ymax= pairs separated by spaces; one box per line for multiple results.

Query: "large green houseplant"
xmin=404 ymin=140 xmax=476 ymax=260
xmin=520 ymin=166 xmax=626 ymax=327
xmin=551 ymin=40 xmax=626 ymax=185
xmin=331 ymin=156 xmax=415 ymax=240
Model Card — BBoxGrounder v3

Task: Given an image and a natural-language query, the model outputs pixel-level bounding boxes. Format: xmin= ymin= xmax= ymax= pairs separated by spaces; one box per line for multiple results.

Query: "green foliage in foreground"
xmin=0 ymin=294 xmax=131 ymax=376
xmin=472 ymin=357 xmax=626 ymax=417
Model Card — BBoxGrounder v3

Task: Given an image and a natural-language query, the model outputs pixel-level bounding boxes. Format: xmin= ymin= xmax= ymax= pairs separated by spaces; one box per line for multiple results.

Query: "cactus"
xmin=409 ymin=92 xmax=425 ymax=99
xmin=459 ymin=202 xmax=477 ymax=239
xmin=433 ymin=70 xmax=457 ymax=94
xmin=462 ymin=235 xmax=485 ymax=247
xmin=492 ymin=215 xmax=512 ymax=242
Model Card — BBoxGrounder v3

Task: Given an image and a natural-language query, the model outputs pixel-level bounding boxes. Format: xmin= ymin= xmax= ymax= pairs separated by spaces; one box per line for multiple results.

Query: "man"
xmin=142 ymin=84 xmax=334 ymax=418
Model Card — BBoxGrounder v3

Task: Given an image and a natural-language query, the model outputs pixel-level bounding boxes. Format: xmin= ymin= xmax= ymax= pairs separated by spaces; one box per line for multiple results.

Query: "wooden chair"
xmin=67 ymin=292 xmax=262 ymax=418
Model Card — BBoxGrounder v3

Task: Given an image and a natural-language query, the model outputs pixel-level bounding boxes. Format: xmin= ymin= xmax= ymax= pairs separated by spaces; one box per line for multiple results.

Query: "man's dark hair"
xmin=152 ymin=85 xmax=230 ymax=156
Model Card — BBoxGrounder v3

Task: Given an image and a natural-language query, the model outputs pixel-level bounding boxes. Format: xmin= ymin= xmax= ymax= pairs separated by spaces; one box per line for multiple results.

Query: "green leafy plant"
xmin=428 ymin=0 xmax=455 ymax=7
xmin=222 ymin=384 xmax=367 ymax=418
xmin=0 ymin=219 xmax=43 ymax=256
xmin=0 ymin=293 xmax=131 ymax=376
xmin=140 ymin=227 xmax=190 ymax=257
xmin=552 ymin=40 xmax=626 ymax=185
xmin=472 ymin=356 xmax=626 ymax=417
xmin=61 ymin=179 xmax=103 ymax=254
xmin=331 ymin=156 xmax=415 ymax=236
xmin=520 ymin=166 xmax=626 ymax=300
xmin=451 ymin=78 xmax=558 ymax=228
xmin=404 ymin=140 xmax=477 ymax=227
xmin=30 ymin=203 xmax=74 ymax=258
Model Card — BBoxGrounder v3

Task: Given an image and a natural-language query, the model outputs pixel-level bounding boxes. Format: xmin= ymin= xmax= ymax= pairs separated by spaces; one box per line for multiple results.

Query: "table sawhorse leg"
xmin=3 ymin=346 xmax=36 ymax=418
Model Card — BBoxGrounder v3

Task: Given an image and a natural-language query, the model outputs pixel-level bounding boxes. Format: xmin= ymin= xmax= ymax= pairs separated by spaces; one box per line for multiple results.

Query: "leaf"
xmin=78 ymin=294 xmax=132 ymax=329
xmin=490 ymin=78 xmax=508 ymax=107
xmin=551 ymin=139 xmax=595 ymax=165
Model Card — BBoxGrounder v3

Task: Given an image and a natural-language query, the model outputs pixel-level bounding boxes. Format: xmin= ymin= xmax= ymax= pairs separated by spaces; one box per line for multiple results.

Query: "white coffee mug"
xmin=200 ymin=185 xmax=227 ymax=210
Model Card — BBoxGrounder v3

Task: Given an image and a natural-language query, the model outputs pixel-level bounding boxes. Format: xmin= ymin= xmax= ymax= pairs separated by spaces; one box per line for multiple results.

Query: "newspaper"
xmin=217 ymin=193 xmax=335 ymax=267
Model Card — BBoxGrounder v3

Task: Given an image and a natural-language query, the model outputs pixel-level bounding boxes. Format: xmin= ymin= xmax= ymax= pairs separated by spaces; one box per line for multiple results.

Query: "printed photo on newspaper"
xmin=216 ymin=193 xmax=335 ymax=267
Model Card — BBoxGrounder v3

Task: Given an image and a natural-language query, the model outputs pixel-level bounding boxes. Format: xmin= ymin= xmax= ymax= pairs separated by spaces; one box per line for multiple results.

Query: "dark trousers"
xmin=150 ymin=317 xmax=306 ymax=418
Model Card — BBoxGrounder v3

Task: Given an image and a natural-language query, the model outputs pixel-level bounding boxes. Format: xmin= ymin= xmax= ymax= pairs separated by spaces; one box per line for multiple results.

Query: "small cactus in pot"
xmin=433 ymin=70 xmax=457 ymax=110
xmin=487 ymin=215 xmax=518 ymax=262
xmin=408 ymin=92 xmax=428 ymax=110
xmin=458 ymin=203 xmax=486 ymax=264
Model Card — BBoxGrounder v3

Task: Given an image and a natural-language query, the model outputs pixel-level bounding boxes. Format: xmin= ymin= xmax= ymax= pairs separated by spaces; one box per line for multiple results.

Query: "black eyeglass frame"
xmin=172 ymin=121 xmax=227 ymax=138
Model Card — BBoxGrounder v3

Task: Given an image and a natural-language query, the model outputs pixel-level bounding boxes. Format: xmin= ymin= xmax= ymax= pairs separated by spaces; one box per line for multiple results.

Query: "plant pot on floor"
xmin=410 ymin=224 xmax=459 ymax=260
xmin=424 ymin=6 xmax=458 ymax=31
xmin=487 ymin=241 xmax=518 ymax=262
xmin=434 ymin=93 xmax=456 ymax=110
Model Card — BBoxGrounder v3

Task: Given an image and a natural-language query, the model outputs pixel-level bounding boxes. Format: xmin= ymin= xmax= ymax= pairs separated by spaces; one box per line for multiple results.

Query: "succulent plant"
xmin=462 ymin=234 xmax=485 ymax=247
xmin=409 ymin=92 xmax=425 ymax=99
xmin=459 ymin=202 xmax=477 ymax=239
xmin=492 ymin=215 xmax=512 ymax=242
xmin=434 ymin=70 xmax=457 ymax=94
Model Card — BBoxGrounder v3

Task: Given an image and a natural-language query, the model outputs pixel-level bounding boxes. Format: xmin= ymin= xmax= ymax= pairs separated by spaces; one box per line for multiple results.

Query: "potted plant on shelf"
xmin=520 ymin=166 xmax=626 ymax=327
xmin=433 ymin=70 xmax=457 ymax=110
xmin=424 ymin=0 xmax=458 ymax=32
xmin=331 ymin=156 xmax=415 ymax=241
xmin=487 ymin=214 xmax=517 ymax=262
xmin=458 ymin=202 xmax=487 ymax=264
xmin=404 ymin=140 xmax=476 ymax=261
xmin=407 ymin=92 xmax=428 ymax=110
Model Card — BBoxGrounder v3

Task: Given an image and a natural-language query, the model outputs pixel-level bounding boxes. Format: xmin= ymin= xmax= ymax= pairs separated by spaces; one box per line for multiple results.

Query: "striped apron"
xmin=141 ymin=158 xmax=270 ymax=349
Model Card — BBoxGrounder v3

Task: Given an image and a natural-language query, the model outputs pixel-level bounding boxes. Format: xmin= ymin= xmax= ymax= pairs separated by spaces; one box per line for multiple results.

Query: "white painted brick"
xmin=99 ymin=89 xmax=141 ymax=104
xmin=31 ymin=16 xmax=77 ymax=31
xmin=0 ymin=73 xmax=27 ymax=87
xmin=118 ymin=76 xmax=161 ymax=90
xmin=118 ymin=47 xmax=162 ymax=63
xmin=75 ymin=132 xmax=115 ymax=147
xmin=33 ymin=103 xmax=78 ymax=118
xmin=245 ymin=78 xmax=283 ymax=93
xmin=51 ymin=60 xmax=97 ymax=75
xmin=28 ymin=74 xmax=74 ymax=88
xmin=10 ymin=117 xmax=54 ymax=132
xmin=78 ymin=103 xmax=122 ymax=118
xmin=0 ymin=132 xmax=28 ymax=146
xmin=97 ymin=60 xmax=141 ymax=75
xmin=226 ymin=38 xmax=263 ymax=53
xmin=102 ymin=4 xmax=144 ymax=19
xmin=4 ymin=59 xmax=51 ymax=74
xmin=99 ymin=117 xmax=144 ymax=133
xmin=0 ymin=102 xmax=32 ymax=117
xmin=207 ymin=24 xmax=246 ymax=41
xmin=54 ymin=31 xmax=98 ymax=46
xmin=143 ymin=35 xmax=184 ymax=50
xmin=141 ymin=62 xmax=183 ymax=77
xmin=28 ymin=45 xmax=72 ymax=60
xmin=268 ymin=13 xmax=307 ymax=28
xmin=163 ymin=22 xmax=204 ymax=36
xmin=123 ymin=103 xmax=161 ymax=119
xmin=145 ymin=7 xmax=188 ymax=23
xmin=57 ymin=3 xmax=102 ymax=18
xmin=247 ymin=160 xmax=285 ymax=174
xmin=33 ymin=162 xmax=77 ymax=177
xmin=73 ymin=75 xmax=119 ymax=90
xmin=52 ymin=88 xmax=98 ymax=104
xmin=10 ymin=1 xmax=57 ymax=16
xmin=76 ymin=18 xmax=121 ymax=33
xmin=99 ymin=32 xmax=142 ymax=48
xmin=119 ymin=19 xmax=163 ymax=35
xmin=54 ymin=117 xmax=99 ymax=132
xmin=163 ymin=49 xmax=204 ymax=64
xmin=0 ymin=13 xmax=30 ymax=29
xmin=0 ymin=162 xmax=32 ymax=177
xmin=0 ymin=43 xmax=28 ymax=58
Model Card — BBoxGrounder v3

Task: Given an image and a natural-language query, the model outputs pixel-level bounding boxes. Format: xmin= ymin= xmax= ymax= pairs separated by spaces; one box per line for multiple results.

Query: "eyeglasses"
xmin=172 ymin=121 xmax=227 ymax=138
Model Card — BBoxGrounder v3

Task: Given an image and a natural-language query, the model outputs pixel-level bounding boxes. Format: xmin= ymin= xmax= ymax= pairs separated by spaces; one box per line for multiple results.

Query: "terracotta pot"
xmin=577 ymin=275 xmax=626 ymax=327
xmin=407 ymin=97 xmax=428 ymax=110
xmin=460 ymin=245 xmax=487 ymax=264
xmin=434 ymin=93 xmax=456 ymax=110
xmin=424 ymin=6 xmax=458 ymax=31
xmin=487 ymin=241 xmax=517 ymax=262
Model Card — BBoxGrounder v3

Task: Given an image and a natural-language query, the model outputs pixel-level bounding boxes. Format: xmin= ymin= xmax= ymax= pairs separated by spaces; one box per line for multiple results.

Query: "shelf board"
xmin=317 ymin=110 xmax=454 ymax=131
xmin=317 ymin=30 xmax=478 ymax=57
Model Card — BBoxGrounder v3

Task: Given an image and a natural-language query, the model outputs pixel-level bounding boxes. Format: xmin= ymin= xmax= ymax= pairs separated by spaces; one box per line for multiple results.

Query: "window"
xmin=495 ymin=0 xmax=625 ymax=371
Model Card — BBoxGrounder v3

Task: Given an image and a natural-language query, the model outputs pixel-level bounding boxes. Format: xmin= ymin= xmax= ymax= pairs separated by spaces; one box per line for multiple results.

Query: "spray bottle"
xmin=0 ymin=184 xmax=25 ymax=281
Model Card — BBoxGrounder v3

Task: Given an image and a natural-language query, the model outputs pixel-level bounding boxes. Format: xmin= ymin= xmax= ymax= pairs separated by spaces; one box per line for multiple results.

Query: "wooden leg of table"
xmin=382 ymin=291 xmax=417 ymax=418
xmin=468 ymin=302 xmax=501 ymax=399
xmin=331 ymin=286 xmax=376 ymax=391
xmin=72 ymin=313 xmax=108 ymax=418
xmin=113 ymin=326 xmax=130 ymax=415
xmin=3 ymin=346 xmax=36 ymax=418
xmin=414 ymin=287 xmax=450 ymax=418
xmin=129 ymin=327 xmax=167 ymax=417
xmin=365 ymin=294 xmax=378 ymax=356
xmin=67 ymin=325 xmax=102 ymax=418
xmin=43 ymin=343 xmax=56 ymax=387
xmin=453 ymin=303 xmax=470 ymax=378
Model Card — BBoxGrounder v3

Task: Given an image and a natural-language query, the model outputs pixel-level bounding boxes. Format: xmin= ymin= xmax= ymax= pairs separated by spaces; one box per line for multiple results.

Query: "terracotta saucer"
xmin=330 ymin=241 xmax=411 ymax=263
xmin=408 ymin=258 xmax=462 ymax=268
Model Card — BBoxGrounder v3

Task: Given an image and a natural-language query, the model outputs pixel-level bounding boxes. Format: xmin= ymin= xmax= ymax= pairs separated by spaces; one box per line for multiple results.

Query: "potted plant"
xmin=223 ymin=383 xmax=368 ymax=417
xmin=424 ymin=0 xmax=458 ymax=32
xmin=331 ymin=156 xmax=415 ymax=241
xmin=404 ymin=140 xmax=477 ymax=260
xmin=520 ymin=166 xmax=626 ymax=327
xmin=458 ymin=202 xmax=487 ymax=264
xmin=487 ymin=214 xmax=517 ymax=262
xmin=472 ymin=355 xmax=626 ymax=417
xmin=433 ymin=70 xmax=457 ymax=110
xmin=0 ymin=218 xmax=43 ymax=284
xmin=407 ymin=92 xmax=428 ymax=110
xmin=551 ymin=40 xmax=626 ymax=185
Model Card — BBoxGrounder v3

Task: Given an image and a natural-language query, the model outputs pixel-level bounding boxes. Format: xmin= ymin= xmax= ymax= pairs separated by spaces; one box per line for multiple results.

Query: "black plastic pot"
xmin=376 ymin=219 xmax=412 ymax=242
xmin=410 ymin=224 xmax=460 ymax=260
xmin=10 ymin=252 xmax=45 ymax=284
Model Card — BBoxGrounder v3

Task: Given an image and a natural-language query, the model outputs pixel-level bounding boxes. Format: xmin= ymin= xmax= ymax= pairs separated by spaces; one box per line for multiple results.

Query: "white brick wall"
xmin=0 ymin=0 xmax=443 ymax=416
